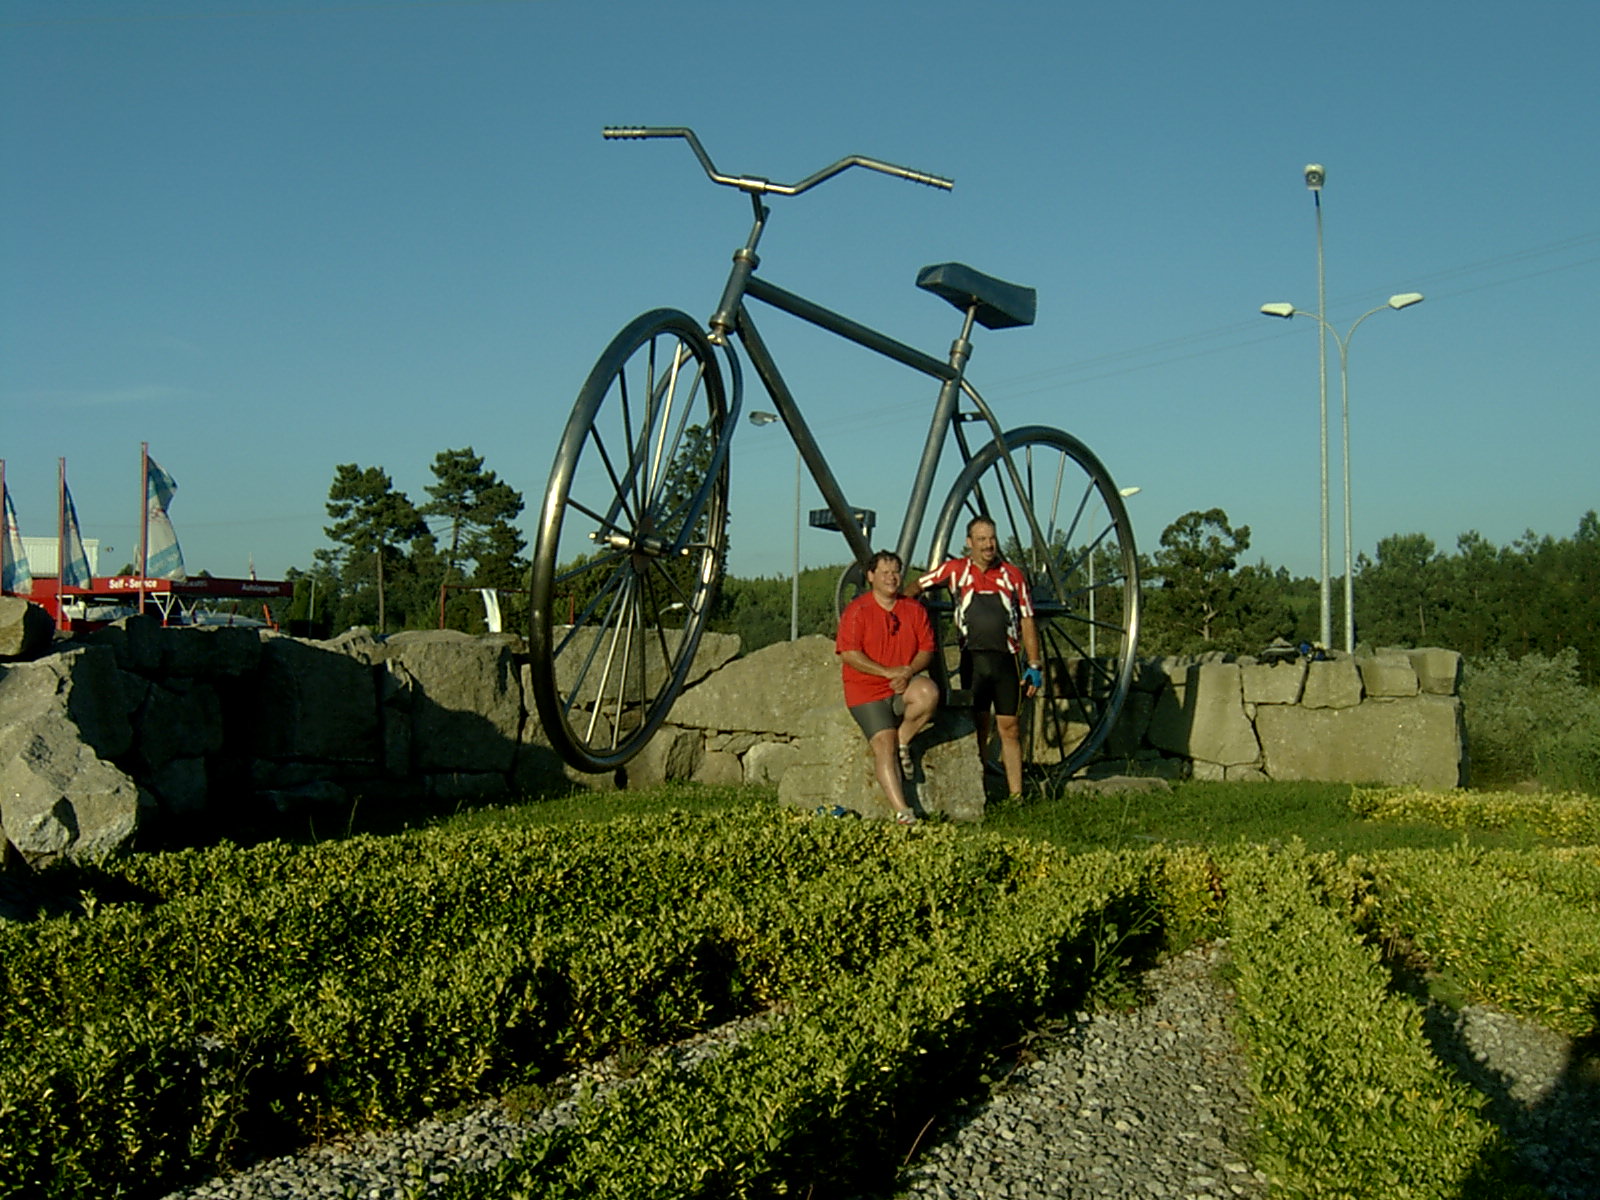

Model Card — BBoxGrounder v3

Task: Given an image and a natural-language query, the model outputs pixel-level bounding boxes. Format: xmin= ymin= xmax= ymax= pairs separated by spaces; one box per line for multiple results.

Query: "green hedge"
xmin=0 ymin=814 xmax=1150 ymax=1199
xmin=1223 ymin=845 xmax=1536 ymax=1200
xmin=442 ymin=848 xmax=1170 ymax=1199
xmin=1360 ymin=845 xmax=1600 ymax=1038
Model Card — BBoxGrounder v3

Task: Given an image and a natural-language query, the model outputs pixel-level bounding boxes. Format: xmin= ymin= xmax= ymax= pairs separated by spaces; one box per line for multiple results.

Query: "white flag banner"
xmin=145 ymin=456 xmax=187 ymax=581
xmin=1 ymin=486 xmax=32 ymax=593
xmin=61 ymin=484 xmax=92 ymax=588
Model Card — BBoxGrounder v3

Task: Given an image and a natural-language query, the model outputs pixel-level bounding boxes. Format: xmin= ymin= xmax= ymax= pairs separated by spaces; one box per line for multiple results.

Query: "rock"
xmin=382 ymin=630 xmax=523 ymax=775
xmin=249 ymin=637 xmax=382 ymax=764
xmin=1357 ymin=651 xmax=1420 ymax=698
xmin=692 ymin=749 xmax=744 ymax=787
xmin=1300 ymin=658 xmax=1364 ymax=709
xmin=1402 ymin=647 xmax=1463 ymax=695
xmin=0 ymin=596 xmax=53 ymax=660
xmin=133 ymin=679 xmax=224 ymax=771
xmin=625 ymin=724 xmax=704 ymax=786
xmin=0 ymin=722 xmax=146 ymax=862
xmin=744 ymin=740 xmax=800 ymax=786
xmin=1147 ymin=663 xmax=1261 ymax=768
xmin=1255 ymin=693 xmax=1466 ymax=789
xmin=670 ymin=636 xmax=841 ymax=734
xmin=1240 ymin=659 xmax=1306 ymax=706
xmin=778 ymin=704 xmax=984 ymax=822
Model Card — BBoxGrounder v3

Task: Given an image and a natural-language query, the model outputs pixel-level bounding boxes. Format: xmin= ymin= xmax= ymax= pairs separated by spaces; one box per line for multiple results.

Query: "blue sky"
xmin=3 ymin=0 xmax=1595 ymax=587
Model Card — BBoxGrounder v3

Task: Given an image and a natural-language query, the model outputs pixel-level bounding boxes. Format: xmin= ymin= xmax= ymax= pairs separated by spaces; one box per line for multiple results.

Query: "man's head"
xmin=965 ymin=517 xmax=999 ymax=569
xmin=865 ymin=550 xmax=903 ymax=597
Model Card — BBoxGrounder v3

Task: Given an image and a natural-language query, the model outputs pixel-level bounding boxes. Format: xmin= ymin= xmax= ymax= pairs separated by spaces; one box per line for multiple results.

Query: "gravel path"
xmin=897 ymin=941 xmax=1265 ymax=1200
xmin=158 ymin=942 xmax=1598 ymax=1200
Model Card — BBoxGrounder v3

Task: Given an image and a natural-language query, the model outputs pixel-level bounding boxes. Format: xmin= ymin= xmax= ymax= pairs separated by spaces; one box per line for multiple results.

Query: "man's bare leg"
xmin=870 ymin=728 xmax=915 ymax=818
xmin=995 ymin=713 xmax=1024 ymax=797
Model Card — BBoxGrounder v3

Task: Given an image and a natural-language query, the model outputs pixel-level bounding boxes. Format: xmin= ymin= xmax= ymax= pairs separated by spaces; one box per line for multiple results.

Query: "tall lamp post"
xmin=1304 ymin=163 xmax=1332 ymax=649
xmin=1260 ymin=292 xmax=1424 ymax=653
xmin=748 ymin=411 xmax=800 ymax=640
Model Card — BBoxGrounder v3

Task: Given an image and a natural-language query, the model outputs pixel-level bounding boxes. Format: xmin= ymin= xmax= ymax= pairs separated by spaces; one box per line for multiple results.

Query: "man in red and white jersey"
xmin=836 ymin=550 xmax=939 ymax=823
xmin=905 ymin=516 xmax=1041 ymax=799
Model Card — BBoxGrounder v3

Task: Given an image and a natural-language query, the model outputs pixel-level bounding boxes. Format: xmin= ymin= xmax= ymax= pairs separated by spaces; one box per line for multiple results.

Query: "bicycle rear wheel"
xmin=925 ymin=426 xmax=1140 ymax=778
xmin=529 ymin=309 xmax=730 ymax=772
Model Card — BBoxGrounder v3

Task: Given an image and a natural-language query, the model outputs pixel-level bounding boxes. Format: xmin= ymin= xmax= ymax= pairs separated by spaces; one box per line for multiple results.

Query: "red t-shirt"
xmin=835 ymin=592 xmax=936 ymax=707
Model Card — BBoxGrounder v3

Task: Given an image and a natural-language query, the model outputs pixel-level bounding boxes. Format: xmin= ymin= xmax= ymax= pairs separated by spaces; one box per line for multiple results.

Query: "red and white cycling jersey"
xmin=916 ymin=557 xmax=1034 ymax=654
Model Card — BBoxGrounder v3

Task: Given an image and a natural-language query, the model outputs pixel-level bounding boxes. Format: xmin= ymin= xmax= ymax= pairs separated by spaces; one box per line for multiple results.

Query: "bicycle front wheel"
xmin=529 ymin=309 xmax=730 ymax=772
xmin=925 ymin=426 xmax=1140 ymax=778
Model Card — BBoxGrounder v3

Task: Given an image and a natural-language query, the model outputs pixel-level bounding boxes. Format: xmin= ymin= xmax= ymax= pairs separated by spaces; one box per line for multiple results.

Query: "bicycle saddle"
xmin=916 ymin=262 xmax=1036 ymax=330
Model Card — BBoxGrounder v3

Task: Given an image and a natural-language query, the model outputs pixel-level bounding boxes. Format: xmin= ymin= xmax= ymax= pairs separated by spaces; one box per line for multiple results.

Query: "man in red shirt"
xmin=905 ymin=516 xmax=1042 ymax=800
xmin=836 ymin=550 xmax=939 ymax=823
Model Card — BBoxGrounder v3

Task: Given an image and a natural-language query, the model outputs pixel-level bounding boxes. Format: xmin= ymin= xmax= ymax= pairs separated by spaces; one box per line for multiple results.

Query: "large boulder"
xmin=671 ymin=636 xmax=841 ymax=734
xmin=1146 ymin=662 xmax=1261 ymax=769
xmin=0 ymin=653 xmax=149 ymax=863
xmin=0 ymin=731 xmax=147 ymax=862
xmin=0 ymin=646 xmax=139 ymax=761
xmin=777 ymin=703 xmax=984 ymax=822
xmin=1255 ymin=694 xmax=1466 ymax=790
xmin=249 ymin=636 xmax=381 ymax=764
xmin=0 ymin=596 xmax=53 ymax=660
xmin=382 ymin=630 xmax=524 ymax=775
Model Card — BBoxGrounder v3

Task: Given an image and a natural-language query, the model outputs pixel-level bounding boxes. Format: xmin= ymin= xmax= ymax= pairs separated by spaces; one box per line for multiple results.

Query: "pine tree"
xmin=324 ymin=463 xmax=428 ymax=633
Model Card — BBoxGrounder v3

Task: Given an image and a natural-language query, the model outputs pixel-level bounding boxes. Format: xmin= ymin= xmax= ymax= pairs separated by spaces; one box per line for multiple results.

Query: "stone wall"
xmin=640 ymin=638 xmax=1468 ymax=813
xmin=0 ymin=610 xmax=1466 ymax=864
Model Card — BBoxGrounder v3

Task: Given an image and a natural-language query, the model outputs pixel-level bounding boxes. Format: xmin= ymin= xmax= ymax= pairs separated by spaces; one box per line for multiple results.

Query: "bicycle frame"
xmin=717 ymin=199 xmax=1062 ymax=603
xmin=702 ymin=196 xmax=996 ymax=581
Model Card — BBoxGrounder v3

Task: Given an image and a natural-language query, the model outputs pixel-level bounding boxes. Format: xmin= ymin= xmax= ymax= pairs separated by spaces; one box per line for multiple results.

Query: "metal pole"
xmin=1339 ymin=339 xmax=1354 ymax=653
xmin=1313 ymin=186 xmax=1331 ymax=649
xmin=790 ymin=447 xmax=800 ymax=640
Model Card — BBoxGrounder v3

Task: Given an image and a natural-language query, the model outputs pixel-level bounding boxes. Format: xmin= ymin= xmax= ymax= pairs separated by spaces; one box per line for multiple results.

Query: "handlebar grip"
xmin=901 ymin=168 xmax=955 ymax=191
xmin=603 ymin=126 xmax=678 ymax=139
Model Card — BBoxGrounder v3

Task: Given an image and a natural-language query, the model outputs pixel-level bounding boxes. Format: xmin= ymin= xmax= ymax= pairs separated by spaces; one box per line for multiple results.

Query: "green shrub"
xmin=1361 ymin=845 xmax=1600 ymax=1038
xmin=1461 ymin=650 xmax=1600 ymax=793
xmin=1223 ymin=845 xmax=1534 ymax=1199
xmin=1350 ymin=785 xmax=1600 ymax=842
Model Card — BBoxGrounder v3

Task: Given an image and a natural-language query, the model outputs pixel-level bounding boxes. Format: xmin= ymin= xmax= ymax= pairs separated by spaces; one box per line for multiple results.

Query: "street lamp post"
xmin=1304 ymin=164 xmax=1332 ymax=649
xmin=748 ymin=411 xmax=800 ymax=640
xmin=1260 ymin=292 xmax=1424 ymax=652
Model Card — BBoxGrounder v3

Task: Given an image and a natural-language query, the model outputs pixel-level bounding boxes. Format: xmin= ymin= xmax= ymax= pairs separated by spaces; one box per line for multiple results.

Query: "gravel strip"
xmin=1423 ymin=1001 xmax=1600 ymax=1199
xmin=158 ymin=942 xmax=1599 ymax=1200
xmin=897 ymin=941 xmax=1266 ymax=1200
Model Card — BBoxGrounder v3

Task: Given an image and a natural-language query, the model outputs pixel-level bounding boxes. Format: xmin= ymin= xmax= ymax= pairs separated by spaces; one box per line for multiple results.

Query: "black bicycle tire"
xmin=529 ymin=309 xmax=729 ymax=772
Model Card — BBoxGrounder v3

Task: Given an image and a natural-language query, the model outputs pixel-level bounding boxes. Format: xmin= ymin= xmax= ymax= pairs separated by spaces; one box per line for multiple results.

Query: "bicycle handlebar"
xmin=603 ymin=126 xmax=954 ymax=195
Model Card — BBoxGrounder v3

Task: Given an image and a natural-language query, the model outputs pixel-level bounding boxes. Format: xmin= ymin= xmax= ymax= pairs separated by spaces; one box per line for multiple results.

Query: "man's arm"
xmin=902 ymin=559 xmax=952 ymax=600
xmin=839 ymin=646 xmax=935 ymax=694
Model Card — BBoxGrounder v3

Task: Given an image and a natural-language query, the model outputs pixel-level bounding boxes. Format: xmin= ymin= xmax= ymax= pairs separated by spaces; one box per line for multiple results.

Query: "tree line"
xmin=283 ymin=449 xmax=1598 ymax=684
xmin=286 ymin=448 xmax=527 ymax=636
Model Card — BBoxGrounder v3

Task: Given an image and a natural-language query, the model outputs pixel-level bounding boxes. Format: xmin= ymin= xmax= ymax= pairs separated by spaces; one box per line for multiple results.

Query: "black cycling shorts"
xmin=849 ymin=694 xmax=905 ymax=739
xmin=961 ymin=649 xmax=1021 ymax=717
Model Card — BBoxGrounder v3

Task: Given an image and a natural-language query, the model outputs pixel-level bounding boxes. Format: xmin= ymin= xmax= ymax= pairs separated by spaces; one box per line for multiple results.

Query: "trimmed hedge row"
xmin=1349 ymin=785 xmax=1600 ymax=842
xmin=1223 ymin=845 xmax=1538 ymax=1200
xmin=0 ymin=815 xmax=1145 ymax=1200
xmin=441 ymin=848 xmax=1179 ymax=1199
xmin=5 ymin=805 xmax=1590 ymax=1200
xmin=1359 ymin=844 xmax=1600 ymax=1039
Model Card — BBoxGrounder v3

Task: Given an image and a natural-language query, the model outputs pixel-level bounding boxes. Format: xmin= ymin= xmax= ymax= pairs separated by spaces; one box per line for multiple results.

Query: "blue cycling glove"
xmin=1022 ymin=665 xmax=1044 ymax=691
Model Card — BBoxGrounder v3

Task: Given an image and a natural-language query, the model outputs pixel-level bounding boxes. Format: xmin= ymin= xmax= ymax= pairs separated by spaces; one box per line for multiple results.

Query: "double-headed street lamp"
xmin=748 ymin=410 xmax=800 ymax=640
xmin=1260 ymin=292 xmax=1424 ymax=653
